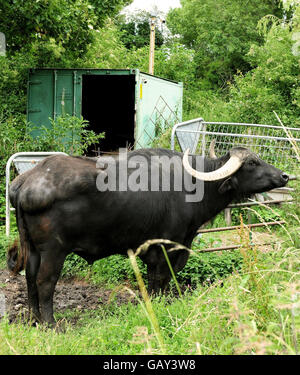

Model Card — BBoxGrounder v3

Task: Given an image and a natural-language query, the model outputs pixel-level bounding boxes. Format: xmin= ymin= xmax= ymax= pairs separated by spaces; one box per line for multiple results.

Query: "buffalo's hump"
xmin=9 ymin=155 xmax=98 ymax=213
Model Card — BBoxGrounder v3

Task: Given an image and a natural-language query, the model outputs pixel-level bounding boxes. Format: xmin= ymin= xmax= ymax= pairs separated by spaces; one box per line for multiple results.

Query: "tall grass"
xmin=127 ymin=249 xmax=165 ymax=354
xmin=0 ymin=223 xmax=298 ymax=354
xmin=0 ymin=183 xmax=298 ymax=354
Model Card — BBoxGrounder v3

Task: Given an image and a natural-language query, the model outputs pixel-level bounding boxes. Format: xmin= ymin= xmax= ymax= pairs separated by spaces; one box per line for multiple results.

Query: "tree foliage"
xmin=117 ymin=11 xmax=164 ymax=49
xmin=230 ymin=7 xmax=300 ymax=125
xmin=181 ymin=12 xmax=300 ymax=127
xmin=89 ymin=0 xmax=133 ymax=27
xmin=0 ymin=0 xmax=132 ymax=55
xmin=167 ymin=0 xmax=285 ymax=88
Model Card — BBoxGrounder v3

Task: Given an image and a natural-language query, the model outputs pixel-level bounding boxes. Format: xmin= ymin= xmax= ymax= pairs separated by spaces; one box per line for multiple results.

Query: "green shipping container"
xmin=27 ymin=68 xmax=183 ymax=154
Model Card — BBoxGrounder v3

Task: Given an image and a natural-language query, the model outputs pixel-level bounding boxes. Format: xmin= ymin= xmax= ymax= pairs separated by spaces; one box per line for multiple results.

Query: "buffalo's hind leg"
xmin=26 ymin=248 xmax=41 ymax=322
xmin=37 ymin=247 xmax=67 ymax=327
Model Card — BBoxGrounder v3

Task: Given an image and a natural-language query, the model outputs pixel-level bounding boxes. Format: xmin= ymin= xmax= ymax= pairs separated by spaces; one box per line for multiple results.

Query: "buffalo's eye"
xmin=248 ymin=160 xmax=258 ymax=167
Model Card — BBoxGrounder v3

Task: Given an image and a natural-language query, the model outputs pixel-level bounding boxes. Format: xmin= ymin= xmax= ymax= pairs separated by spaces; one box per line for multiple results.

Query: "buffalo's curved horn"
xmin=183 ymin=148 xmax=243 ymax=181
xmin=209 ymin=139 xmax=217 ymax=159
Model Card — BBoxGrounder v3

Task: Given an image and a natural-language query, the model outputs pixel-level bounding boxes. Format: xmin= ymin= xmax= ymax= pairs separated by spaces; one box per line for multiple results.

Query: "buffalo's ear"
xmin=218 ymin=178 xmax=233 ymax=194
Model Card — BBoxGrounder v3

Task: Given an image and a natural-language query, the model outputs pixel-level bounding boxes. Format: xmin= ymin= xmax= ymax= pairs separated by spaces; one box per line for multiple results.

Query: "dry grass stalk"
xmin=273 ymin=111 xmax=300 ymax=162
xmin=127 ymin=249 xmax=166 ymax=354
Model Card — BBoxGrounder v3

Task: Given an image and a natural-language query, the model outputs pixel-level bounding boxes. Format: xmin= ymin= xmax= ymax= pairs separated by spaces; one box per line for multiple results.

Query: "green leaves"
xmin=34 ymin=114 xmax=104 ymax=155
xmin=0 ymin=0 xmax=132 ymax=55
xmin=0 ymin=114 xmax=104 ymax=221
xmin=167 ymin=0 xmax=285 ymax=88
xmin=117 ymin=10 xmax=164 ymax=50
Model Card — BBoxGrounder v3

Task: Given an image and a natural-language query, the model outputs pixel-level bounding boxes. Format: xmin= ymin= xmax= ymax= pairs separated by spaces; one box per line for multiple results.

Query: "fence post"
xmin=224 ymin=208 xmax=232 ymax=226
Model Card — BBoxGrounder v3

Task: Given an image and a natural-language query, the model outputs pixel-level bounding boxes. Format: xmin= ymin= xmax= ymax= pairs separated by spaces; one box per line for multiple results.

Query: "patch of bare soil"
xmin=0 ymin=269 xmax=134 ymax=324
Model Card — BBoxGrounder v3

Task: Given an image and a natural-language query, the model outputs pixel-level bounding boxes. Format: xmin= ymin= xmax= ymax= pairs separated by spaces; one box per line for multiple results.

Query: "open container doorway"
xmin=27 ymin=68 xmax=183 ymax=153
xmin=81 ymin=74 xmax=136 ymax=155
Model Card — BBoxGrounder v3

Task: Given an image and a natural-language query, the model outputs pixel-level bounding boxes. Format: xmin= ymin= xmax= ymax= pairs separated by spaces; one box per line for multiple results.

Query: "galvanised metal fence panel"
xmin=6 ymin=152 xmax=68 ymax=236
xmin=171 ymin=117 xmax=204 ymax=154
xmin=171 ymin=119 xmax=300 ymax=174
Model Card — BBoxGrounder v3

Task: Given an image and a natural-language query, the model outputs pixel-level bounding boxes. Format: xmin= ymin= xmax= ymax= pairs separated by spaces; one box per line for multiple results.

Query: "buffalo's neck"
xmin=198 ymin=181 xmax=234 ymax=222
xmin=191 ymin=154 xmax=235 ymax=227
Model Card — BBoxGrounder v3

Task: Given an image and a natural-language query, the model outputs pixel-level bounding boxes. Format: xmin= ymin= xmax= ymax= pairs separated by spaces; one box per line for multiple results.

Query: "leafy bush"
xmin=0 ymin=233 xmax=10 ymax=268
xmin=230 ymin=206 xmax=283 ymax=226
xmin=59 ymin=243 xmax=243 ymax=291
xmin=174 ymin=236 xmax=243 ymax=288
xmin=0 ymin=114 xmax=104 ymax=223
xmin=176 ymin=251 xmax=243 ymax=288
xmin=61 ymin=253 xmax=147 ymax=287
xmin=90 ymin=255 xmax=147 ymax=286
xmin=33 ymin=114 xmax=104 ymax=155
xmin=61 ymin=253 xmax=91 ymax=278
xmin=0 ymin=115 xmax=33 ymax=222
xmin=0 ymin=226 xmax=18 ymax=268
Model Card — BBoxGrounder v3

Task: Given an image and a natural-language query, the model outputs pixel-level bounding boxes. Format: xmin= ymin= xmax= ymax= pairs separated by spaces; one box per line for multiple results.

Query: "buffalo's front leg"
xmin=147 ymin=264 xmax=172 ymax=295
xmin=37 ymin=250 xmax=66 ymax=326
xmin=142 ymin=246 xmax=190 ymax=295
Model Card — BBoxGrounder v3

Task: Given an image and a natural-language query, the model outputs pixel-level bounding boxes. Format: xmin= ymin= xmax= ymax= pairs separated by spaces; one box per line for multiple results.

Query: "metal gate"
xmin=171 ymin=118 xmax=300 ymax=175
xmin=6 ymin=152 xmax=68 ymax=236
xmin=171 ymin=118 xmax=299 ymax=252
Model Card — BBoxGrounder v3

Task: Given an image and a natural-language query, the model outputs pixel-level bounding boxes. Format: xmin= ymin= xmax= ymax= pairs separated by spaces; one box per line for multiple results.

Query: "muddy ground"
xmin=0 ymin=269 xmax=134 ymax=324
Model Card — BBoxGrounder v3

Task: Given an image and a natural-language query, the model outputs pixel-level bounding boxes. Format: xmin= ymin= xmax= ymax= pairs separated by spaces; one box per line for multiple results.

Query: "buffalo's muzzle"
xmin=280 ymin=173 xmax=289 ymax=184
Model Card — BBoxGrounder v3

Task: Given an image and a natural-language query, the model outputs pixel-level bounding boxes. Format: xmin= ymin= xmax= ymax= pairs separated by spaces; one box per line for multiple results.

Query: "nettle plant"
xmin=34 ymin=114 xmax=104 ymax=155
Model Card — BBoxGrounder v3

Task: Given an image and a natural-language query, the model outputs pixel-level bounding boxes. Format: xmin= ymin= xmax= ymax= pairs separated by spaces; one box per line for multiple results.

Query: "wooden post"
xmin=149 ymin=16 xmax=156 ymax=75
xmin=224 ymin=208 xmax=232 ymax=226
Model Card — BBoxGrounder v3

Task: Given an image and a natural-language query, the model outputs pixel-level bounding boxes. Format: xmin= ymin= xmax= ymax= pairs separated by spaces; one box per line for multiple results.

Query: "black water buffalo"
xmin=7 ymin=145 xmax=289 ymax=326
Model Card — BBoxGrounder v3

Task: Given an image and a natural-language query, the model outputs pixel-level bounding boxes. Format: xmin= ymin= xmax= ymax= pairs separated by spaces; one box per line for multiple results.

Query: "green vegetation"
xmin=1 ymin=0 xmax=132 ymax=54
xmin=0 ymin=0 xmax=299 ymax=355
xmin=59 ymin=244 xmax=243 ymax=289
xmin=117 ymin=10 xmax=164 ymax=49
xmin=0 ymin=219 xmax=299 ymax=354
xmin=167 ymin=0 xmax=286 ymax=89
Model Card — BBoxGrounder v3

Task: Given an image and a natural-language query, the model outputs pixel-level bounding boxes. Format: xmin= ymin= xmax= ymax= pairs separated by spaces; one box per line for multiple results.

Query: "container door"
xmin=55 ymin=70 xmax=80 ymax=118
xmin=135 ymin=73 xmax=183 ymax=149
xmin=27 ymin=69 xmax=54 ymax=137
xmin=27 ymin=69 xmax=81 ymax=138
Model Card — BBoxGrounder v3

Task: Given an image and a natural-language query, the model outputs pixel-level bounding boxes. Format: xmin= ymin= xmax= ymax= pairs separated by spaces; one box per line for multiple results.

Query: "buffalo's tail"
xmin=7 ymin=200 xmax=29 ymax=274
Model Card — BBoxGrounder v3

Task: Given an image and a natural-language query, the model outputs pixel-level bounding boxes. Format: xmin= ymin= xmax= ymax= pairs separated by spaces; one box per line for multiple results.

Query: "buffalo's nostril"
xmin=281 ymin=173 xmax=289 ymax=182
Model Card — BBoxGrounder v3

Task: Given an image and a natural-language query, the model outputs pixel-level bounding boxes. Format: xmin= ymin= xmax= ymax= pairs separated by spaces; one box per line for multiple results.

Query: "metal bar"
xmin=197 ymin=220 xmax=285 ymax=234
xmin=53 ymin=70 xmax=57 ymax=120
xmin=214 ymin=143 xmax=295 ymax=151
xmin=10 ymin=158 xmax=42 ymax=163
xmin=227 ymin=198 xmax=293 ymax=208
xmin=201 ymin=122 xmax=206 ymax=156
xmin=73 ymin=70 xmax=77 ymax=116
xmin=171 ymin=118 xmax=204 ymax=150
xmin=175 ymin=129 xmax=300 ymax=142
xmin=198 ymin=242 xmax=276 ymax=253
xmin=198 ymin=244 xmax=243 ymax=253
xmin=202 ymin=121 xmax=300 ymax=132
xmin=269 ymin=188 xmax=294 ymax=194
